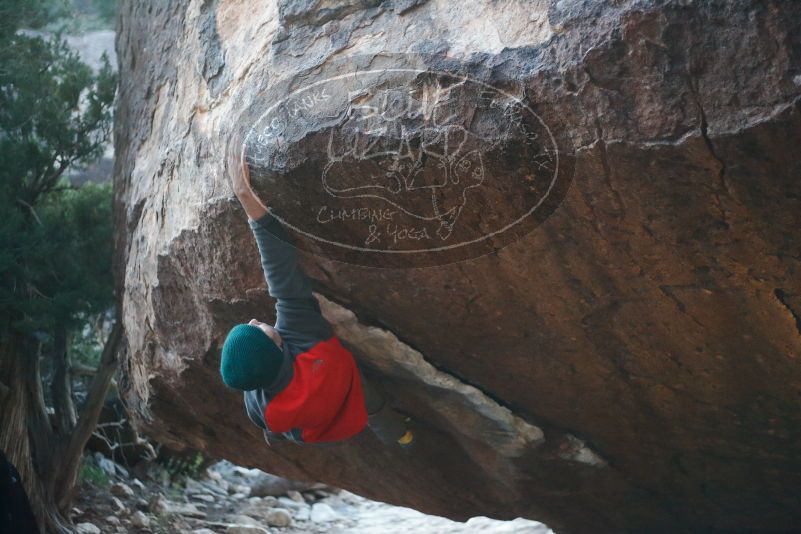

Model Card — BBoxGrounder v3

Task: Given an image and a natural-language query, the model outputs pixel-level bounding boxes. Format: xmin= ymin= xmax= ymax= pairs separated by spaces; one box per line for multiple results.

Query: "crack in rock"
xmin=315 ymin=292 xmax=545 ymax=457
xmin=774 ymin=288 xmax=801 ymax=337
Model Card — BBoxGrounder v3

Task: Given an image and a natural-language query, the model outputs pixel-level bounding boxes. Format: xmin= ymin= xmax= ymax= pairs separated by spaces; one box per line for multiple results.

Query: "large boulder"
xmin=113 ymin=0 xmax=801 ymax=532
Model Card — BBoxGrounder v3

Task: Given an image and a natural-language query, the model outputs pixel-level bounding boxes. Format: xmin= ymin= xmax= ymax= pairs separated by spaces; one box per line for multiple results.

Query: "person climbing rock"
xmin=221 ymin=140 xmax=414 ymax=448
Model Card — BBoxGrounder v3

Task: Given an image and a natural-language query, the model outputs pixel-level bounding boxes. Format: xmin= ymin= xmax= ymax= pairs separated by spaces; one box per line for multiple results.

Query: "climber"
xmin=220 ymin=138 xmax=414 ymax=448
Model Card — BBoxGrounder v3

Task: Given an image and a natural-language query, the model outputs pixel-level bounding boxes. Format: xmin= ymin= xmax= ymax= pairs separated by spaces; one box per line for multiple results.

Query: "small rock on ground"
xmin=226 ymin=526 xmax=270 ymax=534
xmin=110 ymin=482 xmax=135 ymax=498
xmin=227 ymin=514 xmax=259 ymax=526
xmin=276 ymin=496 xmax=306 ymax=510
xmin=130 ymin=510 xmax=151 ymax=528
xmin=294 ymin=506 xmax=310 ymax=521
xmin=75 ymin=523 xmax=101 ymax=534
xmin=109 ymin=496 xmax=127 ymax=514
xmin=264 ymin=508 xmax=292 ymax=527
xmin=248 ymin=472 xmax=322 ymax=498
xmin=310 ymin=502 xmax=340 ymax=523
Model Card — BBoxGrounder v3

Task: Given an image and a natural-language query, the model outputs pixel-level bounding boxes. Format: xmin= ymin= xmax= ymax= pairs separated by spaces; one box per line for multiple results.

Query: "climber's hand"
xmin=227 ymin=132 xmax=267 ymax=221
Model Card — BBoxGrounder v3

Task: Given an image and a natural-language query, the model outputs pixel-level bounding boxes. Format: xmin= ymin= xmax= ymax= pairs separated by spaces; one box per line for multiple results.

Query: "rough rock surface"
xmin=113 ymin=0 xmax=801 ymax=532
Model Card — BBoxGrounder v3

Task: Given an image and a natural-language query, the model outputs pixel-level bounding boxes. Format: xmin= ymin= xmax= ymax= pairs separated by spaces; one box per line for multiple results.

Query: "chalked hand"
xmin=227 ymin=131 xmax=267 ymax=221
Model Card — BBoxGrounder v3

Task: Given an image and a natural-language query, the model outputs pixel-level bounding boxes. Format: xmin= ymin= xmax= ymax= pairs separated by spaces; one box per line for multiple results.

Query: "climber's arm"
xmin=228 ymin=142 xmax=332 ymax=346
xmin=228 ymin=140 xmax=268 ymax=221
xmin=248 ymin=213 xmax=333 ymax=345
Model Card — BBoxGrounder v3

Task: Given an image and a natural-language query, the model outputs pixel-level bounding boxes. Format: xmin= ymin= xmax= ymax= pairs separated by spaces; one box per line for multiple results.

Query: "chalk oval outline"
xmin=242 ymin=66 xmax=562 ymax=255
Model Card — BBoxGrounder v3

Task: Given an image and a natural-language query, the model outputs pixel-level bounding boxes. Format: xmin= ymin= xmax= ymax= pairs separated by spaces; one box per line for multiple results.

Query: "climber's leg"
xmin=360 ymin=370 xmax=414 ymax=446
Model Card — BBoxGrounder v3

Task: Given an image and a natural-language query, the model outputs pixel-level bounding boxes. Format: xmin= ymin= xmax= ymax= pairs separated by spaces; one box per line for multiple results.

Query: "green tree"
xmin=0 ymin=0 xmax=119 ymax=531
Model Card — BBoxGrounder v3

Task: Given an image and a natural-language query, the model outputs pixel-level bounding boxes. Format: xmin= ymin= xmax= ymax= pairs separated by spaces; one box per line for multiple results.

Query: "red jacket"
xmin=264 ymin=336 xmax=368 ymax=443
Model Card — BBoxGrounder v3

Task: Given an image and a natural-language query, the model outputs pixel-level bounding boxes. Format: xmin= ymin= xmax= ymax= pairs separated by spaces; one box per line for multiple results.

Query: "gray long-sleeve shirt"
xmin=249 ymin=211 xmax=332 ymax=347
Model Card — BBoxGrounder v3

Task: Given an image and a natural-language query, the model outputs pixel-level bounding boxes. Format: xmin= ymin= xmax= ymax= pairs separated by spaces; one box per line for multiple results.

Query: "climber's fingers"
xmin=225 ymin=131 xmax=241 ymax=179
xmin=226 ymin=130 xmax=268 ymax=220
xmin=226 ymin=131 xmax=252 ymax=193
xmin=242 ymin=155 xmax=251 ymax=184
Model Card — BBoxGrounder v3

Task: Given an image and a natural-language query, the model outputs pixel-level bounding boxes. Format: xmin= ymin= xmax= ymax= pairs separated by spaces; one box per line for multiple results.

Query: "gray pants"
xmin=261 ymin=368 xmax=407 ymax=446
xmin=360 ymin=369 xmax=408 ymax=445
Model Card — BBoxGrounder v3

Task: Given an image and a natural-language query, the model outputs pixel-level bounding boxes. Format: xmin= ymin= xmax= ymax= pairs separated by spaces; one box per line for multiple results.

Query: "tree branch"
xmin=53 ymin=320 xmax=122 ymax=511
xmin=52 ymin=324 xmax=77 ymax=436
xmin=70 ymin=363 xmax=96 ymax=377
xmin=15 ymin=198 xmax=44 ymax=226
xmin=30 ymin=340 xmax=55 ymax=468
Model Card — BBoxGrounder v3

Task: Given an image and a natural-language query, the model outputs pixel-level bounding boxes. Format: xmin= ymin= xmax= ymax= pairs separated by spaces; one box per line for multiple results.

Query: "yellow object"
xmin=397 ymin=430 xmax=414 ymax=445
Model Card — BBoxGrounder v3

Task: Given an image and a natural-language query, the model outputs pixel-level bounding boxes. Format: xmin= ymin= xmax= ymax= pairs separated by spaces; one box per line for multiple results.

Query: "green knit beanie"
xmin=220 ymin=324 xmax=284 ymax=391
